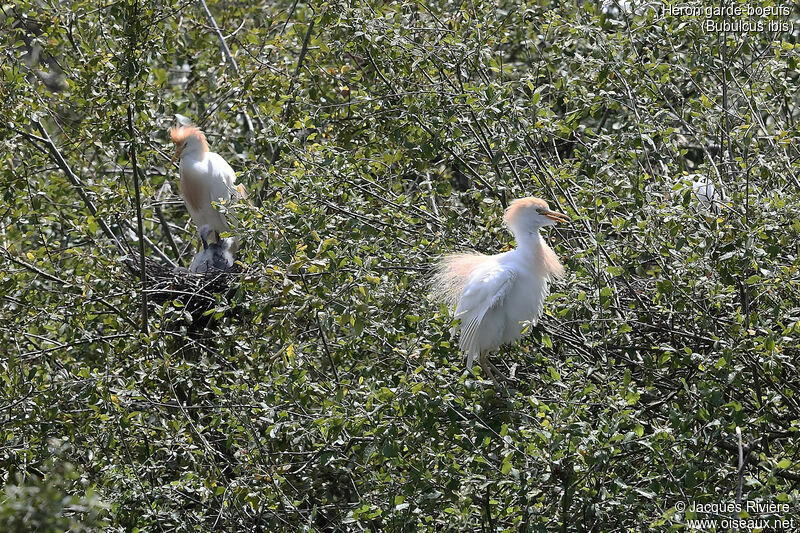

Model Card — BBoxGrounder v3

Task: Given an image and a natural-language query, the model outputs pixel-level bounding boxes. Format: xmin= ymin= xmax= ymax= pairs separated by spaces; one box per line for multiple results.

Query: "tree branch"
xmin=256 ymin=13 xmax=315 ymax=206
xmin=199 ymin=0 xmax=255 ymax=134
xmin=718 ymin=435 xmax=800 ymax=483
xmin=120 ymin=220 xmax=177 ymax=268
xmin=128 ymin=103 xmax=149 ymax=334
xmin=155 ymin=205 xmax=181 ymax=260
xmin=32 ymin=119 xmax=126 ymax=253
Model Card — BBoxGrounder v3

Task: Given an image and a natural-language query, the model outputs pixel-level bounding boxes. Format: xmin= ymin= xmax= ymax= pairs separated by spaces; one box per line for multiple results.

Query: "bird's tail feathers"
xmin=466 ymin=349 xmax=479 ymax=370
xmin=429 ymin=252 xmax=491 ymax=308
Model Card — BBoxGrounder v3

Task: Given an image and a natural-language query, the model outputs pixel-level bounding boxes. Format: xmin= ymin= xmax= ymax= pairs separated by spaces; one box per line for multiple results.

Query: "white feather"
xmin=453 ymin=241 xmax=553 ymax=369
xmin=691 ymin=175 xmax=727 ymax=214
xmin=180 ymin=151 xmax=238 ymax=237
xmin=430 ymin=197 xmax=568 ymax=379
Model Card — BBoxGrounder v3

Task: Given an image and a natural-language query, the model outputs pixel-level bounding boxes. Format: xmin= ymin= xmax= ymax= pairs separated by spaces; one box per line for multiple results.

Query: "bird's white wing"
xmin=181 ymin=153 xmax=238 ymax=239
xmin=204 ymin=152 xmax=243 ymax=251
xmin=205 ymin=152 xmax=236 ymax=202
xmin=454 ymin=264 xmax=518 ymax=367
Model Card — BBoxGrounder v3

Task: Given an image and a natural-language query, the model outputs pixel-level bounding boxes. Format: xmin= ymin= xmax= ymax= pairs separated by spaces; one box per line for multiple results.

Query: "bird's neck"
xmin=513 ymin=228 xmax=565 ymax=279
xmin=182 ymin=149 xmax=207 ymax=161
xmin=513 ymin=229 xmax=544 ymax=257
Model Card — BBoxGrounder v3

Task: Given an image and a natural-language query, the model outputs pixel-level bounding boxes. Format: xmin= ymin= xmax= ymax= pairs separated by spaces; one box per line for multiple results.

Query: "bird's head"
xmin=504 ymin=197 xmax=570 ymax=235
xmin=170 ymin=125 xmax=208 ymax=164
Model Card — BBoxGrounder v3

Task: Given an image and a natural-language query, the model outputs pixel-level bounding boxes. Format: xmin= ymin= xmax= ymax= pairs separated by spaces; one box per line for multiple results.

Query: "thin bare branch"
xmin=32 ymin=119 xmax=126 ymax=253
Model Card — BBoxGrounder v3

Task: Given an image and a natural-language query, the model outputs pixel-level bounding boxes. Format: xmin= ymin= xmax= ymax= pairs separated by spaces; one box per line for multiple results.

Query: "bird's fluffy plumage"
xmin=179 ymin=151 xmax=236 ymax=233
xmin=189 ymin=224 xmax=234 ymax=273
xmin=170 ymin=125 xmax=244 ymax=250
xmin=431 ymin=197 xmax=567 ymax=373
xmin=430 ymin=252 xmax=494 ymax=308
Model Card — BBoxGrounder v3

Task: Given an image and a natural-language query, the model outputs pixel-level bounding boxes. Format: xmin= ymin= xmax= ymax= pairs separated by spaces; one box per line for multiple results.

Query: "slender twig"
xmin=128 ymin=104 xmax=149 ymax=334
xmin=2 ymin=245 xmax=73 ymax=286
xmin=315 ymin=309 xmax=340 ymax=385
xmin=256 ymin=13 xmax=315 ymax=205
xmin=2 ymin=247 xmax=138 ymax=330
xmin=735 ymin=427 xmax=744 ymax=510
xmin=718 ymin=436 xmax=800 ymax=482
xmin=423 ymin=175 xmax=441 ymax=222
xmin=32 ymin=119 xmax=125 ymax=252
xmin=560 ymin=466 xmax=572 ymax=533
xmin=123 ymin=0 xmax=148 ymax=334
xmin=291 ymin=16 xmax=315 ymax=83
xmin=484 ymin=484 xmax=494 ymax=531
xmin=155 ymin=205 xmax=181 ymax=260
xmin=120 ymin=220 xmax=177 ymax=268
xmin=282 ymin=0 xmax=300 ymax=33
xmin=199 ymin=0 xmax=255 ymax=134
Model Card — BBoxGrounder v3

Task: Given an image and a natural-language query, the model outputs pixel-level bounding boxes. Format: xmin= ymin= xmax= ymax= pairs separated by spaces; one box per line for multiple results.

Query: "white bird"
xmin=170 ymin=125 xmax=246 ymax=251
xmin=189 ymin=225 xmax=234 ymax=273
xmin=431 ymin=197 xmax=569 ymax=384
xmin=691 ymin=174 xmax=727 ymax=214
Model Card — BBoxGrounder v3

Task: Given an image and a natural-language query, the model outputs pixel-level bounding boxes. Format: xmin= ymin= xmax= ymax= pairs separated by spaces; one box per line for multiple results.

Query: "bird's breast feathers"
xmin=179 ymin=151 xmax=237 ymax=207
xmin=179 ymin=171 xmax=205 ymax=212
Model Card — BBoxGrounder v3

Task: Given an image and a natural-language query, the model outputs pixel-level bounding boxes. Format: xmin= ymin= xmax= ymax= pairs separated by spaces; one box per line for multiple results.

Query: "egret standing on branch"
xmin=170 ymin=125 xmax=247 ymax=251
xmin=431 ymin=197 xmax=570 ymax=384
xmin=690 ymin=174 xmax=727 ymax=215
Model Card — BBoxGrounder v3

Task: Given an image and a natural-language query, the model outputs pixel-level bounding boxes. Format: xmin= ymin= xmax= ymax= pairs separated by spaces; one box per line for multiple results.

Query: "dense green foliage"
xmin=2 ymin=0 xmax=800 ymax=530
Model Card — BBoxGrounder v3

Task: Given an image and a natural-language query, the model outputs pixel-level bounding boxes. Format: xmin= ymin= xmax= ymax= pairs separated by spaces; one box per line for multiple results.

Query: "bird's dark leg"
xmin=479 ymin=351 xmax=508 ymax=387
xmin=199 ymin=227 xmax=209 ymax=251
xmin=488 ymin=359 xmax=509 ymax=383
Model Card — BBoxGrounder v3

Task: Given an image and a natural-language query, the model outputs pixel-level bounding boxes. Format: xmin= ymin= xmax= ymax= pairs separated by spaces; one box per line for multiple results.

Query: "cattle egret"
xmin=691 ymin=174 xmax=726 ymax=214
xmin=189 ymin=224 xmax=234 ymax=273
xmin=170 ymin=125 xmax=247 ymax=250
xmin=431 ymin=197 xmax=569 ymax=384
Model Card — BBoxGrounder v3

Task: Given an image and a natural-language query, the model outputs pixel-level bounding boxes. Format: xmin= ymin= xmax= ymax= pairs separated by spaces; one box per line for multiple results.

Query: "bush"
xmin=2 ymin=0 xmax=799 ymax=530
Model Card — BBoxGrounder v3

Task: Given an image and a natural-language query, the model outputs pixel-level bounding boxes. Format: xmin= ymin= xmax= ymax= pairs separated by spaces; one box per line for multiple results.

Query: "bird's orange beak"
xmin=170 ymin=145 xmax=183 ymax=165
xmin=543 ymin=209 xmax=570 ymax=223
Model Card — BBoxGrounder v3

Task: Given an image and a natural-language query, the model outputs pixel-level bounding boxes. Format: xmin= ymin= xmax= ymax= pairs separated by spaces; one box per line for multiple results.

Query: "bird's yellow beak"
xmin=543 ymin=209 xmax=570 ymax=223
xmin=170 ymin=145 xmax=183 ymax=165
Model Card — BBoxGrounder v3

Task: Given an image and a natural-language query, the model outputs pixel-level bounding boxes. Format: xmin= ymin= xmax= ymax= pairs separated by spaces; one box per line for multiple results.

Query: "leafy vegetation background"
xmin=2 ymin=0 xmax=800 ymax=530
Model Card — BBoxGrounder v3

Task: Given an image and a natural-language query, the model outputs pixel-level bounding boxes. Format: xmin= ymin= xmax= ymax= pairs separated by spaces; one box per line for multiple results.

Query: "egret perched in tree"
xmin=189 ymin=224 xmax=234 ymax=273
xmin=170 ymin=125 xmax=246 ymax=250
xmin=431 ymin=197 xmax=570 ymax=384
xmin=691 ymin=174 xmax=727 ymax=214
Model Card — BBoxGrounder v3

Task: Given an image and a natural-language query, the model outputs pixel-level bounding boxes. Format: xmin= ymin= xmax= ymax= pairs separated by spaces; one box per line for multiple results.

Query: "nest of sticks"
xmin=122 ymin=253 xmax=243 ymax=332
